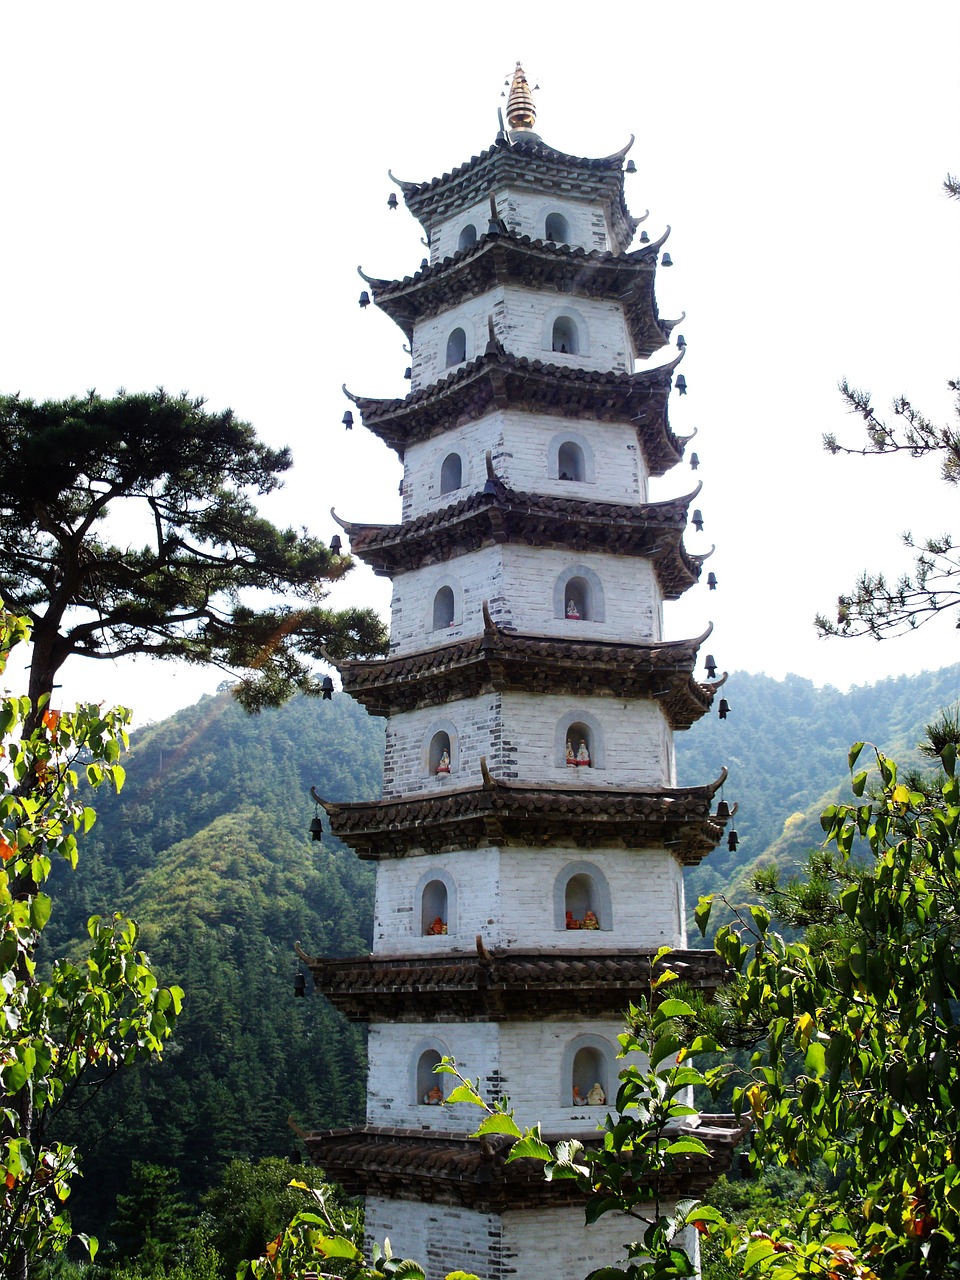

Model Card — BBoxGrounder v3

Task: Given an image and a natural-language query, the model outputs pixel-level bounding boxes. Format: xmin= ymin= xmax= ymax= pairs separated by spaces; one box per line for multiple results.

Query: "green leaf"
xmin=657 ymin=998 xmax=696 ymax=1020
xmin=694 ymin=894 xmax=713 ymax=936
xmin=665 ymin=1137 xmax=710 ymax=1156
xmin=506 ymin=1131 xmax=553 ymax=1162
xmin=804 ymin=1042 xmax=826 ymax=1078
xmin=30 ymin=892 xmax=51 ymax=930
xmin=650 ymin=1031 xmax=681 ymax=1069
xmin=318 ymin=1235 xmax=362 ymax=1259
xmin=474 ymin=1113 xmax=522 ymax=1139
xmin=851 ymin=769 xmax=869 ymax=797
xmin=389 ymin=1261 xmax=426 ymax=1280
xmin=445 ymin=1083 xmax=483 ymax=1107
xmin=848 ymin=741 xmax=865 ymax=769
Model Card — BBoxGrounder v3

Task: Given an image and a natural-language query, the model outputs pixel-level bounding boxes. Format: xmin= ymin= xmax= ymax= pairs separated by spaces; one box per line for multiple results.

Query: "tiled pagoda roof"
xmin=301 ymin=1117 xmax=748 ymax=1211
xmin=392 ymin=132 xmax=640 ymax=251
xmin=306 ymin=946 xmax=730 ymax=1022
xmin=344 ymin=347 xmax=687 ymax=474
xmin=315 ymin=763 xmax=729 ymax=864
xmin=362 ymin=231 xmax=678 ymax=359
xmin=336 ymin=478 xmax=705 ymax=597
xmin=334 ymin=613 xmax=721 ymax=728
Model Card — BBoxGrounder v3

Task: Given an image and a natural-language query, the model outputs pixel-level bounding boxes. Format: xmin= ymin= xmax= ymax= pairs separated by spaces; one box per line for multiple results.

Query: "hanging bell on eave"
xmin=342 ymin=410 xmax=354 ymax=430
xmin=294 ymin=971 xmax=307 ymax=998
xmin=676 ymin=374 xmax=687 ymax=395
xmin=358 ymin=291 xmax=370 ymax=308
xmin=661 ymin=252 xmax=673 ymax=267
xmin=321 ymin=676 xmax=334 ymax=701
xmin=639 ymin=230 xmax=650 ymax=243
xmin=707 ymin=572 xmax=718 ymax=590
xmin=690 ymin=452 xmax=700 ymax=470
xmin=727 ymin=829 xmax=739 ymax=851
xmin=330 ymin=534 xmax=342 ymax=555
xmin=716 ymin=799 xmax=731 ymax=820
xmin=677 ymin=333 xmax=686 ymax=348
xmin=387 ymin=192 xmax=398 ymax=211
xmin=704 ymin=654 xmax=717 ymax=679
xmin=692 ymin=509 xmax=704 ymax=533
xmin=404 ymin=367 xmax=412 ymax=380
xmin=625 ymin=159 xmax=637 ymax=174
xmin=309 ymin=814 xmax=323 ymax=842
xmin=718 ymin=698 xmax=730 ymax=719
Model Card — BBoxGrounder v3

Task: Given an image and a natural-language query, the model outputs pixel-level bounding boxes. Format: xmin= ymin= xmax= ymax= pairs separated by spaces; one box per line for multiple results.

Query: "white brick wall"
xmin=428 ymin=188 xmax=613 ymax=266
xmin=364 ymin=1197 xmax=696 ymax=1280
xmin=383 ymin=692 xmax=672 ymax=797
xmin=389 ymin=546 xmax=662 ymax=656
xmin=401 ymin=409 xmax=646 ymax=522
xmin=373 ymin=845 xmax=686 ymax=956
xmin=412 ymin=285 xmax=632 ymax=391
xmin=366 ymin=1018 xmax=643 ymax=1133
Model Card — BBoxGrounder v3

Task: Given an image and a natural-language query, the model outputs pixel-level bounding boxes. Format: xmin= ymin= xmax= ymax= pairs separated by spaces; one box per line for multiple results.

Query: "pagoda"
xmin=301 ymin=66 xmax=742 ymax=1280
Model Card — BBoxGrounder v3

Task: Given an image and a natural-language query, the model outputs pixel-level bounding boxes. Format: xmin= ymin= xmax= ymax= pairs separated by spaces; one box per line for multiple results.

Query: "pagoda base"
xmin=364 ymin=1196 xmax=700 ymax=1280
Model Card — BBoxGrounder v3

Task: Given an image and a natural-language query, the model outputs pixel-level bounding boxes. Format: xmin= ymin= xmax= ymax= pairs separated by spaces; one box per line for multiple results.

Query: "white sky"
xmin=2 ymin=2 xmax=958 ymax=726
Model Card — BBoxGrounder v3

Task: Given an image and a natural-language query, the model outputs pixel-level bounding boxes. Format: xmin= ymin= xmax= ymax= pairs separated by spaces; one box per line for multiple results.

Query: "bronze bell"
xmin=676 ymin=374 xmax=688 ymax=395
xmin=707 ymin=572 xmax=718 ymax=590
xmin=690 ymin=452 xmax=700 ymax=470
xmin=387 ymin=192 xmax=398 ymax=210
xmin=321 ymin=676 xmax=334 ymax=701
xmin=342 ymin=411 xmax=354 ymax=430
xmin=661 ymin=252 xmax=673 ymax=267
xmin=404 ymin=367 xmax=412 ymax=380
xmin=639 ymin=230 xmax=650 ymax=243
xmin=704 ymin=654 xmax=717 ymax=679
xmin=716 ymin=800 xmax=731 ymax=820
xmin=692 ymin=509 xmax=704 ymax=532
xmin=330 ymin=535 xmax=342 ymax=555
xmin=677 ymin=333 xmax=686 ymax=348
xmin=358 ymin=291 xmax=370 ymax=308
xmin=309 ymin=815 xmax=323 ymax=842
xmin=294 ymin=972 xmax=307 ymax=998
xmin=727 ymin=829 xmax=739 ymax=851
xmin=718 ymin=698 xmax=730 ymax=719
xmin=626 ymin=159 xmax=637 ymax=174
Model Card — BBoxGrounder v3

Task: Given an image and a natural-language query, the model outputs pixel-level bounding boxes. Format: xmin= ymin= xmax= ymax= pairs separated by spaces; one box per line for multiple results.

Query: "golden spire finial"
xmin=505 ymin=62 xmax=536 ymax=132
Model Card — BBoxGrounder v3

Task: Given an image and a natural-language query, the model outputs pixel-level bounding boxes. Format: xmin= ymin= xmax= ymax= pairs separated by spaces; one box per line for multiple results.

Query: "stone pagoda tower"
xmin=302 ymin=66 xmax=740 ymax=1280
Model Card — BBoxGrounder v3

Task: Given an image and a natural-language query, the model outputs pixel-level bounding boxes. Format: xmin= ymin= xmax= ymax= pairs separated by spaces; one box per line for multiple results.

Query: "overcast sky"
xmin=2 ymin=2 xmax=958 ymax=726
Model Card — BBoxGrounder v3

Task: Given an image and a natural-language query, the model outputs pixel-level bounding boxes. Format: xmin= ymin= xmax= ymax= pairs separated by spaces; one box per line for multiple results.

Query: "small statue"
xmin=582 ymin=909 xmax=599 ymax=930
xmin=565 ymin=598 xmax=581 ymax=620
xmin=576 ymin=739 xmax=591 ymax=767
xmin=427 ymin=916 xmax=447 ymax=935
xmin=565 ymin=910 xmax=580 ymax=930
xmin=572 ymin=1084 xmax=585 ymax=1105
xmin=436 ymin=748 xmax=450 ymax=774
xmin=423 ymin=1085 xmax=443 ymax=1105
xmin=586 ymin=1083 xmax=606 ymax=1106
xmin=565 ymin=737 xmax=577 ymax=767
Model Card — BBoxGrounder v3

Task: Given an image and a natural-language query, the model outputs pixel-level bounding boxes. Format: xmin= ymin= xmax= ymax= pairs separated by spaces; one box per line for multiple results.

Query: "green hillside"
xmin=45 ymin=661 xmax=960 ymax=1236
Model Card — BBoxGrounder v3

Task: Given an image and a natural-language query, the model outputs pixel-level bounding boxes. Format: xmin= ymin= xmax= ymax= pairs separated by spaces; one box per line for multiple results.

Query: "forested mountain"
xmin=47 ymin=662 xmax=960 ymax=1237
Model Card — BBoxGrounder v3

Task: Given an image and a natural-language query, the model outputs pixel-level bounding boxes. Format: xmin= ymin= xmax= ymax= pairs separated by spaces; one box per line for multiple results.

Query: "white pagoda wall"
xmin=372 ymin=845 xmax=686 ymax=956
xmin=382 ymin=692 xmax=673 ymax=797
xmin=388 ymin=546 xmax=663 ymax=656
xmin=365 ymin=1017 xmax=644 ymax=1132
xmin=365 ymin=1198 xmax=698 ymax=1280
xmin=400 ymin=409 xmax=647 ymax=521
xmin=428 ymin=186 xmax=614 ymax=266
xmin=411 ymin=284 xmax=633 ymax=391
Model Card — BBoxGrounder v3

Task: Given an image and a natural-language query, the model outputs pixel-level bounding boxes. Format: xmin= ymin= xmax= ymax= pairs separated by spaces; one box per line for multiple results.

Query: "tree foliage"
xmin=816 ymin=178 xmax=960 ymax=643
xmin=0 ymin=606 xmax=182 ymax=1274
xmin=697 ymin=733 xmax=960 ymax=1277
xmin=0 ymin=389 xmax=387 ymax=714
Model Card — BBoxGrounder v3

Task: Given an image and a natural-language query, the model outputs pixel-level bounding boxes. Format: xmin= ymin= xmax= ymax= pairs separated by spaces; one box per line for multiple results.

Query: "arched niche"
xmin=541 ymin=306 xmax=589 ymax=357
xmin=457 ymin=223 xmax=478 ymax=251
xmin=411 ymin=1037 xmax=452 ymax=1105
xmin=553 ymin=564 xmax=605 ymax=623
xmin=555 ymin=709 xmax=605 ymax=770
xmin=553 ymin=861 xmax=613 ymax=931
xmin=430 ymin=578 xmax=462 ymax=631
xmin=416 ymin=867 xmax=458 ymax=937
xmin=439 ymin=451 xmax=463 ymax=495
xmin=422 ymin=718 xmax=459 ymax=777
xmin=547 ymin=431 xmax=595 ymax=484
xmin=544 ymin=211 xmax=571 ymax=244
xmin=551 ymin=315 xmax=580 ymax=355
xmin=561 ymin=1034 xmax=616 ymax=1108
xmin=445 ymin=326 xmax=467 ymax=368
